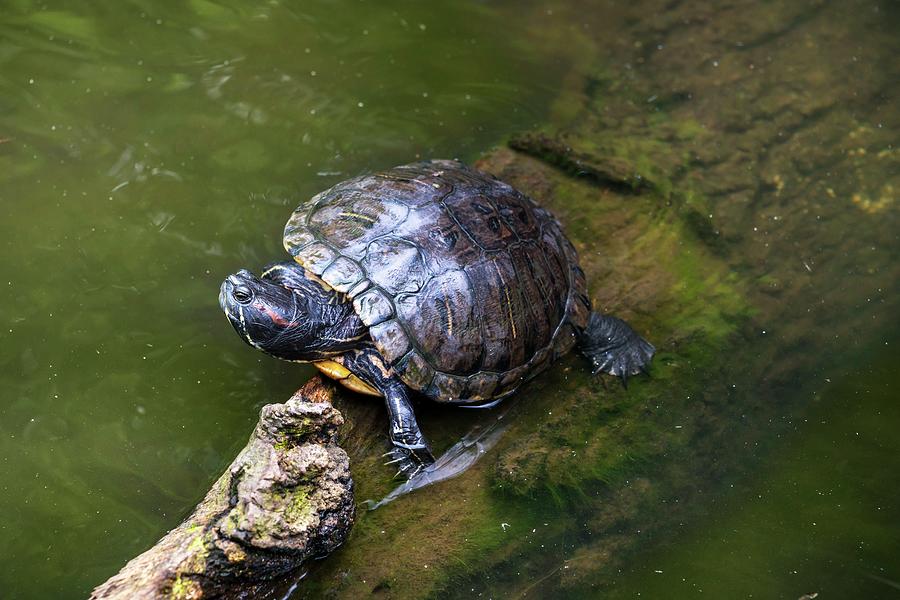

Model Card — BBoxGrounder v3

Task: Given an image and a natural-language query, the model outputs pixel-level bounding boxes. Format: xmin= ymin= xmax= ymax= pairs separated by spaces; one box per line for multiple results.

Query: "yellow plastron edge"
xmin=314 ymin=360 xmax=382 ymax=397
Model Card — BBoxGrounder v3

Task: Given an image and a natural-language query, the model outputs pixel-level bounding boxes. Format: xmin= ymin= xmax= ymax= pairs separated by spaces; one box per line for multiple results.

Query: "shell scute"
xmin=445 ymin=193 xmax=519 ymax=251
xmin=297 ymin=242 xmax=337 ymax=274
xmin=352 ymin=287 xmax=394 ymax=326
xmin=321 ymin=256 xmax=365 ymax=293
xmin=283 ymin=223 xmax=316 ymax=256
xmin=347 ymin=278 xmax=371 ymax=298
xmin=396 ymin=201 xmax=482 ymax=273
xmin=309 ymin=193 xmax=410 ymax=259
xmin=463 ymin=373 xmax=500 ymax=403
xmin=361 ymin=237 xmax=429 ymax=295
xmin=508 ymin=244 xmax=551 ymax=359
xmin=394 ymin=269 xmax=481 ymax=375
xmin=368 ymin=319 xmax=410 ymax=364
xmin=370 ymin=167 xmax=453 ymax=208
xmin=496 ymin=191 xmax=541 ymax=239
xmin=496 ymin=363 xmax=530 ymax=397
xmin=284 ymin=160 xmax=587 ymax=403
xmin=427 ymin=372 xmax=467 ymax=402
xmin=464 ymin=256 xmax=527 ymax=373
xmin=394 ymin=350 xmax=435 ymax=391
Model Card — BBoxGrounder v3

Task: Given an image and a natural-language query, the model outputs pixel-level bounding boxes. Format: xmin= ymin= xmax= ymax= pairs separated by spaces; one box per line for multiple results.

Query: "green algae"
xmin=185 ymin=532 xmax=209 ymax=558
xmin=296 ymin=146 xmax=753 ymax=598
xmin=487 ymin=168 xmax=749 ymax=499
xmin=292 ymin=51 xmax=759 ymax=590
xmin=167 ymin=574 xmax=201 ymax=600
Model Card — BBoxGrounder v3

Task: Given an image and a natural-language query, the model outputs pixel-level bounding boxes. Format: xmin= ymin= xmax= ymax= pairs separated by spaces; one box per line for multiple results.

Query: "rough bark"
xmin=90 ymin=378 xmax=354 ymax=600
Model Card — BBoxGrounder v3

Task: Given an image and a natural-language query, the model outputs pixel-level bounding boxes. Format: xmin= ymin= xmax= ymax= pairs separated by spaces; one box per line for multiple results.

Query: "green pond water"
xmin=1 ymin=1 xmax=897 ymax=598
xmin=603 ymin=349 xmax=900 ymax=599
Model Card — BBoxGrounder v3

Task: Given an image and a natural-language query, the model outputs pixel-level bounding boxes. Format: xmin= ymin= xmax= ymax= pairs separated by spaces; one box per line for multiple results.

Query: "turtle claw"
xmin=394 ymin=463 xmax=423 ymax=480
xmin=385 ymin=443 xmax=435 ymax=480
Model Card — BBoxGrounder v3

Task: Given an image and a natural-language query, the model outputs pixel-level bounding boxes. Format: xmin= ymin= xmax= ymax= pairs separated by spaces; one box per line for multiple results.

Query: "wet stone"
xmin=90 ymin=380 xmax=353 ymax=599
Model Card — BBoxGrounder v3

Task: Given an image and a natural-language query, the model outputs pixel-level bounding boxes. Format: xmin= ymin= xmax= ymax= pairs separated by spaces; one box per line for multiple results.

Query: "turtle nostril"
xmin=232 ymin=285 xmax=253 ymax=303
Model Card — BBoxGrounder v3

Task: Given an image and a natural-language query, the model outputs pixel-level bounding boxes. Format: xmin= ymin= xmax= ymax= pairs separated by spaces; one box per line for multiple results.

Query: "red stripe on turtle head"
xmin=258 ymin=302 xmax=296 ymax=328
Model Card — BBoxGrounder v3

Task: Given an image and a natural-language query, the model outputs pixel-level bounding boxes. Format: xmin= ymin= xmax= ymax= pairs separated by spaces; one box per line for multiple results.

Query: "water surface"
xmin=0 ymin=1 xmax=897 ymax=598
xmin=0 ymin=1 xmax=570 ymax=596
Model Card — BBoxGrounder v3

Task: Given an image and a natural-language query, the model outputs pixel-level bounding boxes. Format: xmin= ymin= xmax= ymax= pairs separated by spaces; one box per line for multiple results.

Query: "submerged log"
xmin=91 ymin=378 xmax=354 ymax=600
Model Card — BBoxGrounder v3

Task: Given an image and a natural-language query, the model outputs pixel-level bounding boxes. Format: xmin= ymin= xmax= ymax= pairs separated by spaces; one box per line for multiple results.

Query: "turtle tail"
xmin=578 ymin=312 xmax=655 ymax=386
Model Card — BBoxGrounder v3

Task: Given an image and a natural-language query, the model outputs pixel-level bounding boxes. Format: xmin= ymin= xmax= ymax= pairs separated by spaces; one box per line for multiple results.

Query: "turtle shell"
xmin=284 ymin=160 xmax=591 ymax=403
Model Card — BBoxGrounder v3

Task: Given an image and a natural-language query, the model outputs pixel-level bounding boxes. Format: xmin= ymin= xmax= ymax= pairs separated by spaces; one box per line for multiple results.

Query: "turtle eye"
xmin=232 ymin=286 xmax=253 ymax=304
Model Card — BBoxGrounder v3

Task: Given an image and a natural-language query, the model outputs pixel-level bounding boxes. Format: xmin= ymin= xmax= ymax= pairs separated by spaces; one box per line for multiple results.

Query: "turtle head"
xmin=219 ymin=262 xmax=367 ymax=362
xmin=219 ymin=268 xmax=315 ymax=361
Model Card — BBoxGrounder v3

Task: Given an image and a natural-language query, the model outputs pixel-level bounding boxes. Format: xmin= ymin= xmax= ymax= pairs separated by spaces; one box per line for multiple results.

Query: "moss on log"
xmin=90 ymin=378 xmax=354 ymax=600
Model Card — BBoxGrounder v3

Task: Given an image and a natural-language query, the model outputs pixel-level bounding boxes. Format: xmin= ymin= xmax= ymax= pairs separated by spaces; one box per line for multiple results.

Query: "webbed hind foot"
xmin=580 ymin=312 xmax=655 ymax=385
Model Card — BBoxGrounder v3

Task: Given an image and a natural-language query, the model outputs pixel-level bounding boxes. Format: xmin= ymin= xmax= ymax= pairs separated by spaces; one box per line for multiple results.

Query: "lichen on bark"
xmin=90 ymin=378 xmax=354 ymax=600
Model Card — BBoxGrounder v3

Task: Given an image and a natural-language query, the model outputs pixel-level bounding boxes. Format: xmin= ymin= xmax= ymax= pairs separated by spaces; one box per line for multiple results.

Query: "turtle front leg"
xmin=382 ymin=384 xmax=435 ymax=479
xmin=341 ymin=347 xmax=435 ymax=478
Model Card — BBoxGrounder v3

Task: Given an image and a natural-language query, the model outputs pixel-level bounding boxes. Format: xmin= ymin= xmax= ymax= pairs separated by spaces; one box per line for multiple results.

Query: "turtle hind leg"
xmin=579 ymin=312 xmax=655 ymax=385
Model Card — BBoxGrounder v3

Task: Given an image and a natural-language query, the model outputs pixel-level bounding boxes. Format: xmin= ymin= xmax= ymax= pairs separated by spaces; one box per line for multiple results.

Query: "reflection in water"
xmin=366 ymin=401 xmax=516 ymax=510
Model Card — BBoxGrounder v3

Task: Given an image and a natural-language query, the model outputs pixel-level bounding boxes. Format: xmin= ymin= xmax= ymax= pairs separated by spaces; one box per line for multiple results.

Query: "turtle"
xmin=219 ymin=159 xmax=654 ymax=477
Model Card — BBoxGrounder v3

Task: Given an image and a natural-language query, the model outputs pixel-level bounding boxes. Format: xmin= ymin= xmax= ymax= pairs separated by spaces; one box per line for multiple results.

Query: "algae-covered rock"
xmin=509 ymin=131 xmax=655 ymax=192
xmin=90 ymin=378 xmax=354 ymax=599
